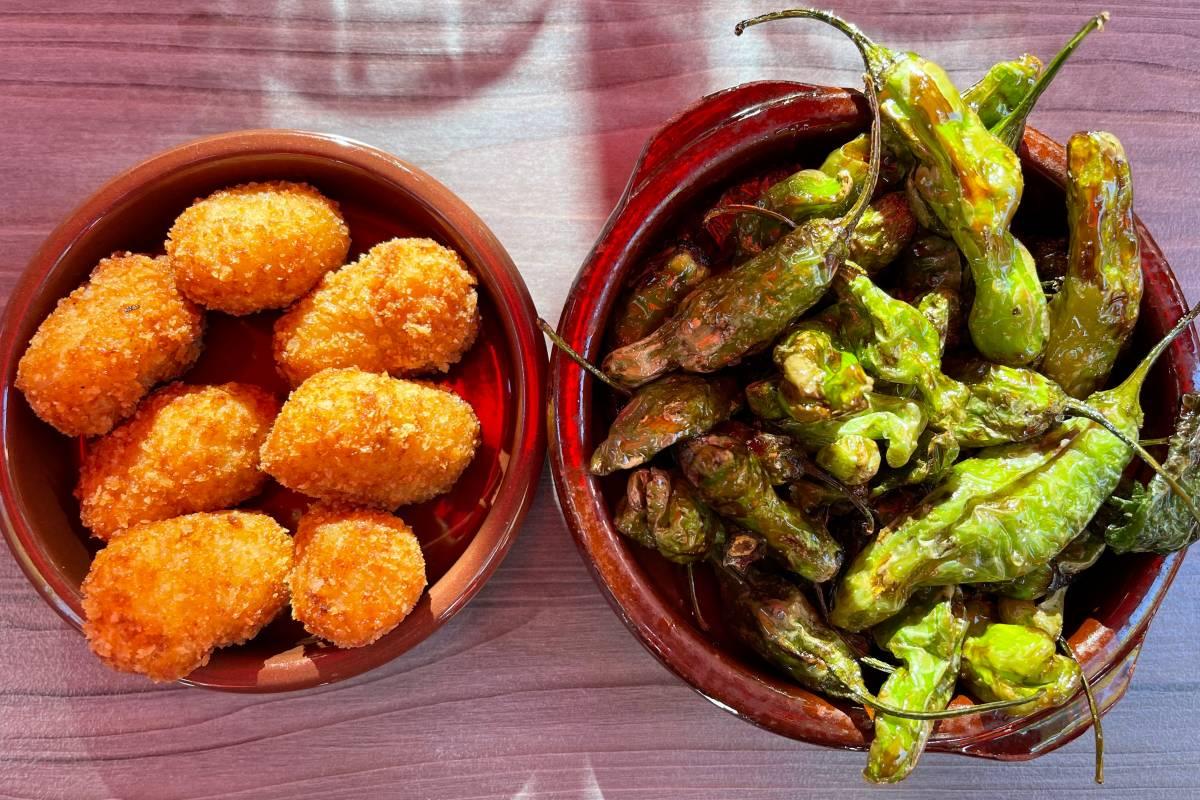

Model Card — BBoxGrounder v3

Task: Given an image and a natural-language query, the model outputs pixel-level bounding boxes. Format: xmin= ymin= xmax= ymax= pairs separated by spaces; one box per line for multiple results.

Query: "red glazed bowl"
xmin=0 ymin=129 xmax=547 ymax=692
xmin=549 ymin=82 xmax=1199 ymax=758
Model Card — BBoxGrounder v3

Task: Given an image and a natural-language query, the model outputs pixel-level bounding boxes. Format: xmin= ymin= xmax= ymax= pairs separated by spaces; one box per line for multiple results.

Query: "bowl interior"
xmin=553 ymin=83 xmax=1196 ymax=755
xmin=1 ymin=133 xmax=541 ymax=691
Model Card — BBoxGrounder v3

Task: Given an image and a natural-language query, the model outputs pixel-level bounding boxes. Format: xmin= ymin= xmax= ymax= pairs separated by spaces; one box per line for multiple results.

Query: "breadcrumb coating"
xmin=166 ymin=181 xmax=350 ymax=315
xmin=288 ymin=504 xmax=427 ymax=648
xmin=260 ymin=368 xmax=480 ymax=507
xmin=273 ymin=237 xmax=480 ymax=385
xmin=15 ymin=252 xmax=204 ymax=437
xmin=76 ymin=382 xmax=280 ymax=540
xmin=81 ymin=511 xmax=294 ymax=682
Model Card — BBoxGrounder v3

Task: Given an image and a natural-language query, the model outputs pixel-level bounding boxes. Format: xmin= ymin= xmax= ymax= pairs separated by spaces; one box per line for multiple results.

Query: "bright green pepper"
xmin=830 ymin=306 xmax=1197 ymax=631
xmin=773 ymin=326 xmax=873 ymax=421
xmin=817 ymin=434 xmax=881 ymax=486
xmin=866 ymin=587 xmax=967 ymax=784
xmin=1041 ymin=131 xmax=1143 ymax=399
xmin=962 ymin=54 xmax=1041 ymax=128
xmin=959 ymin=621 xmax=1080 ymax=715
xmin=755 ymin=389 xmax=925 ymax=469
xmin=736 ymin=9 xmax=1050 ymax=366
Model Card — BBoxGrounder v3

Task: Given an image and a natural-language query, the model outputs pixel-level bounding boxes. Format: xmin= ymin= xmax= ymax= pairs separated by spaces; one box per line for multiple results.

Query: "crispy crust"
xmin=81 ymin=511 xmax=294 ymax=682
xmin=166 ymin=181 xmax=350 ymax=315
xmin=273 ymin=237 xmax=480 ymax=385
xmin=288 ymin=503 xmax=427 ymax=648
xmin=15 ymin=252 xmax=204 ymax=437
xmin=76 ymin=382 xmax=280 ymax=540
xmin=260 ymin=368 xmax=480 ymax=507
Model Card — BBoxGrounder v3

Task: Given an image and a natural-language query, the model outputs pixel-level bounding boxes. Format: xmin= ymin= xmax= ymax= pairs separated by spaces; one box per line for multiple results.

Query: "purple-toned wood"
xmin=2 ymin=2 xmax=1199 ymax=797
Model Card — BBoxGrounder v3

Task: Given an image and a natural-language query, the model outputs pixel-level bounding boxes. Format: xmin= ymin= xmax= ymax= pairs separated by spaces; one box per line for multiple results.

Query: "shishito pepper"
xmin=772 ymin=326 xmax=873 ymax=421
xmin=600 ymin=83 xmax=884 ymax=388
xmin=613 ymin=467 xmax=724 ymax=563
xmin=962 ymin=54 xmax=1042 ymax=129
xmin=830 ymin=305 xmax=1200 ymax=631
xmin=677 ymin=433 xmax=842 ymax=582
xmin=1041 ymin=132 xmax=1143 ymax=399
xmin=736 ymin=11 xmax=1110 ymax=367
xmin=866 ymin=587 xmax=968 ymax=784
xmin=611 ymin=242 xmax=711 ymax=348
xmin=719 ymin=563 xmax=1035 ymax=720
xmin=589 ymin=374 xmax=740 ymax=475
xmin=959 ymin=621 xmax=1080 ymax=716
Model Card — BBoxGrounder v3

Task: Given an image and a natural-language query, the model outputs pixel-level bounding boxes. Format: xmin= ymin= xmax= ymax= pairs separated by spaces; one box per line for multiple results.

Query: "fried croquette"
xmin=81 ymin=511 xmax=293 ymax=682
xmin=166 ymin=181 xmax=350 ymax=315
xmin=288 ymin=504 xmax=427 ymax=647
xmin=76 ymin=382 xmax=280 ymax=540
xmin=273 ymin=237 xmax=480 ymax=385
xmin=260 ymin=368 xmax=480 ymax=507
xmin=16 ymin=252 xmax=204 ymax=437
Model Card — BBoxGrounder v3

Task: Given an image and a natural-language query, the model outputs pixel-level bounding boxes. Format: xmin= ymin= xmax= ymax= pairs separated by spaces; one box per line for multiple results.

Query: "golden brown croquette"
xmin=273 ymin=237 xmax=479 ymax=385
xmin=76 ymin=382 xmax=280 ymax=540
xmin=81 ymin=511 xmax=293 ymax=682
xmin=166 ymin=181 xmax=350 ymax=315
xmin=15 ymin=252 xmax=204 ymax=437
xmin=288 ymin=504 xmax=427 ymax=648
xmin=260 ymin=368 xmax=480 ymax=507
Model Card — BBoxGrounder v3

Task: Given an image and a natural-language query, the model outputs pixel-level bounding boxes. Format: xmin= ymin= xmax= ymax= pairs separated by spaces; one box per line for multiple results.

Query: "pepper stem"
xmin=992 ymin=13 xmax=1109 ymax=149
xmin=860 ymin=655 xmax=896 ymax=674
xmin=854 ymin=688 xmax=1044 ymax=721
xmin=1110 ymin=301 xmax=1200 ymax=405
xmin=805 ymin=460 xmax=877 ymax=537
xmin=1058 ymin=635 xmax=1104 ymax=785
xmin=735 ymin=8 xmax=879 ymax=69
xmin=1064 ymin=399 xmax=1200 ymax=528
xmin=703 ymin=203 xmax=797 ymax=230
xmin=686 ymin=563 xmax=711 ymax=632
xmin=839 ymin=75 xmax=883 ymax=238
xmin=538 ymin=317 xmax=630 ymax=395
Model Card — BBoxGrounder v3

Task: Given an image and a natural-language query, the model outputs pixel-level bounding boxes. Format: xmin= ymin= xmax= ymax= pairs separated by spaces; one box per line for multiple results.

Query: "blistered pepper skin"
xmin=1041 ymin=132 xmax=1143 ymax=399
xmin=590 ymin=374 xmax=740 ymax=476
xmin=678 ymin=434 xmax=842 ymax=583
xmin=866 ymin=587 xmax=968 ymax=784
xmin=611 ymin=243 xmax=712 ymax=348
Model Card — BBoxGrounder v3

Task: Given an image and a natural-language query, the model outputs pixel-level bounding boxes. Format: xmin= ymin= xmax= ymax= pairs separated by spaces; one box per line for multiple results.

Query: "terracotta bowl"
xmin=0 ymin=129 xmax=546 ymax=692
xmin=549 ymin=82 xmax=1199 ymax=758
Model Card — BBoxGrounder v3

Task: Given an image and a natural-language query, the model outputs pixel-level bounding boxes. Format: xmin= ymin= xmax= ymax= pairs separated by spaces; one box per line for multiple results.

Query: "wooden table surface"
xmin=2 ymin=1 xmax=1199 ymax=797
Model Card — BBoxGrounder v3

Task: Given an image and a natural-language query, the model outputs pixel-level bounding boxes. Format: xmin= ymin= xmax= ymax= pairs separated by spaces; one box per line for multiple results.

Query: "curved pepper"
xmin=866 ymin=586 xmax=967 ymax=784
xmin=959 ymin=621 xmax=1081 ymax=715
xmin=611 ymin=241 xmax=712 ymax=348
xmin=590 ymin=374 xmax=740 ymax=475
xmin=1041 ymin=131 xmax=1143 ymax=399
xmin=829 ymin=306 xmax=1195 ymax=631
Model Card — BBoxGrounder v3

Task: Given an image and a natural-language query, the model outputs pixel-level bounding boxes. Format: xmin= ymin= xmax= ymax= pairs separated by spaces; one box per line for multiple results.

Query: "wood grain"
xmin=2 ymin=1 xmax=1199 ymax=797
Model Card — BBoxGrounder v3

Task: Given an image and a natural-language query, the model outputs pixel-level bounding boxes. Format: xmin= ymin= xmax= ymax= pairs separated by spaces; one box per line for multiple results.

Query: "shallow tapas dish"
xmin=548 ymin=81 xmax=1198 ymax=758
xmin=0 ymin=129 xmax=547 ymax=692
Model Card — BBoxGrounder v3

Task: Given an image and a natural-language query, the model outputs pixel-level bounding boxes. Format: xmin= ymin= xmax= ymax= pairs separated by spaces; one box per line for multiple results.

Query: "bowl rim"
xmin=0 ymin=128 xmax=548 ymax=692
xmin=548 ymin=80 xmax=1197 ymax=756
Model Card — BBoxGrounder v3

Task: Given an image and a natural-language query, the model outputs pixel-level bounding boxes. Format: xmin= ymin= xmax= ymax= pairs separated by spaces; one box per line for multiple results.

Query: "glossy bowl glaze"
xmin=0 ymin=129 xmax=546 ymax=692
xmin=549 ymin=82 xmax=1199 ymax=758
